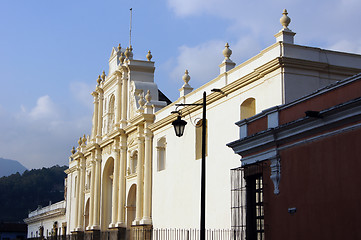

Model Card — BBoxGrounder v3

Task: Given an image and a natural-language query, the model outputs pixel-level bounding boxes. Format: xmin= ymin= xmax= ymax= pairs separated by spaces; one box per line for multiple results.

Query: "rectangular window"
xmin=246 ymin=174 xmax=264 ymax=240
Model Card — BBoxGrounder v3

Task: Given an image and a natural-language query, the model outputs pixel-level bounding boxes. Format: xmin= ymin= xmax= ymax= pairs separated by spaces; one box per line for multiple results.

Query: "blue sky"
xmin=1 ymin=0 xmax=361 ymax=169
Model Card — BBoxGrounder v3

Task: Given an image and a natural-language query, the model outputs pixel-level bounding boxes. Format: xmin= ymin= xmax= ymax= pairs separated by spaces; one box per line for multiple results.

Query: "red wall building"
xmin=228 ymin=73 xmax=361 ymax=240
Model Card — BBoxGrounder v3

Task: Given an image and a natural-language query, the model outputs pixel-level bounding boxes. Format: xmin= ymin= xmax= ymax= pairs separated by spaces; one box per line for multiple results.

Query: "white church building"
xmin=25 ymin=10 xmax=361 ymax=239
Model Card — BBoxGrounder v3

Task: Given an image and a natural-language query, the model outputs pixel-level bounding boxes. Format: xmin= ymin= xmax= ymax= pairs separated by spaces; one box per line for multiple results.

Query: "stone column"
xmin=115 ymin=74 xmax=122 ymax=127
xmin=76 ymin=157 xmax=86 ymax=231
xmin=116 ymin=134 xmax=127 ymax=227
xmin=73 ymin=166 xmax=80 ymax=232
xmin=121 ymin=70 xmax=128 ymax=127
xmin=88 ymin=153 xmax=96 ymax=228
xmin=141 ymin=125 xmax=153 ymax=225
xmin=97 ymin=89 xmax=104 ymax=142
xmin=91 ymin=91 xmax=99 ymax=141
xmin=92 ymin=149 xmax=101 ymax=229
xmin=110 ymin=139 xmax=120 ymax=228
xmin=133 ymin=125 xmax=144 ymax=225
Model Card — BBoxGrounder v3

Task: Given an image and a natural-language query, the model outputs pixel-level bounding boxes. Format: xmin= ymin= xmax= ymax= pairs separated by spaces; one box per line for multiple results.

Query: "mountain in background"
xmin=0 ymin=165 xmax=67 ymax=222
xmin=0 ymin=158 xmax=27 ymax=177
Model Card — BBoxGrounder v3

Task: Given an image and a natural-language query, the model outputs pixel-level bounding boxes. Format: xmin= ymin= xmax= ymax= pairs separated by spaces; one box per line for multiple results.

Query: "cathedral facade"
xmin=26 ymin=10 xmax=361 ymax=239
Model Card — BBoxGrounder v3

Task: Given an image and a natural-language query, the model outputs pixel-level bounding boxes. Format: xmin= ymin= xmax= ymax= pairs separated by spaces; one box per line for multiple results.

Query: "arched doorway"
xmin=126 ymin=184 xmax=137 ymax=228
xmin=101 ymin=157 xmax=114 ymax=230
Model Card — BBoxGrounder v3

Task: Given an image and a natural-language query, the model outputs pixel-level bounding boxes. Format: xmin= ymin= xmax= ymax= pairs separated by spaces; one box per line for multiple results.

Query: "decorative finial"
xmin=145 ymin=90 xmax=152 ymax=103
xmin=146 ymin=51 xmax=152 ymax=61
xmin=138 ymin=92 xmax=145 ymax=108
xmin=222 ymin=43 xmax=232 ymax=60
xmin=117 ymin=44 xmax=121 ymax=52
xmin=97 ymin=75 xmax=102 ymax=86
xmin=101 ymin=71 xmax=106 ymax=81
xmin=124 ymin=47 xmax=130 ymax=59
xmin=182 ymin=70 xmax=191 ymax=86
xmin=71 ymin=146 xmax=76 ymax=154
xmin=78 ymin=137 xmax=82 ymax=146
xmin=82 ymin=134 xmax=87 ymax=144
xmin=119 ymin=52 xmax=125 ymax=63
xmin=280 ymin=9 xmax=291 ymax=30
xmin=129 ymin=45 xmax=133 ymax=59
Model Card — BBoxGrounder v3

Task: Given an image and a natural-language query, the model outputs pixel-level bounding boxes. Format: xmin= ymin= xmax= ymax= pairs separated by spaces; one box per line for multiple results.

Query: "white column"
xmin=133 ymin=125 xmax=144 ymax=225
xmin=73 ymin=167 xmax=80 ymax=232
xmin=121 ymin=70 xmax=128 ymax=128
xmin=141 ymin=125 xmax=153 ymax=225
xmin=115 ymin=74 xmax=122 ymax=127
xmin=88 ymin=156 xmax=95 ymax=229
xmin=116 ymin=134 xmax=127 ymax=227
xmin=77 ymin=157 xmax=86 ymax=230
xmin=92 ymin=149 xmax=101 ymax=229
xmin=110 ymin=139 xmax=120 ymax=228
xmin=97 ymin=89 xmax=104 ymax=142
xmin=91 ymin=91 xmax=99 ymax=141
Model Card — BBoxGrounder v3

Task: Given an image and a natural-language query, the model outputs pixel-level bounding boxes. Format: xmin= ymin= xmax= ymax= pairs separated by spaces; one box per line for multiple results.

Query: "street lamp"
xmin=172 ymin=91 xmax=207 ymax=240
xmin=172 ymin=115 xmax=187 ymax=137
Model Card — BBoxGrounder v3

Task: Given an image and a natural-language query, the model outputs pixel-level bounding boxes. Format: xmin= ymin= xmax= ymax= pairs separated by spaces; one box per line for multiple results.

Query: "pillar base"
xmin=115 ymin=222 xmax=126 ymax=228
xmin=74 ymin=227 xmax=83 ymax=232
xmin=90 ymin=225 xmax=100 ymax=230
xmin=140 ymin=218 xmax=152 ymax=225
xmin=109 ymin=223 xmax=116 ymax=229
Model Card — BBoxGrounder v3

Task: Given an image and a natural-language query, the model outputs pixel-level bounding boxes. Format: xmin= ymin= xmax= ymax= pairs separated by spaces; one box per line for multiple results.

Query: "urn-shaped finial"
xmin=146 ymin=50 xmax=152 ymax=61
xmin=280 ymin=9 xmax=291 ymax=30
xmin=222 ymin=43 xmax=232 ymax=60
xmin=145 ymin=90 xmax=152 ymax=103
xmin=117 ymin=44 xmax=121 ymax=52
xmin=124 ymin=47 xmax=130 ymax=59
xmin=78 ymin=137 xmax=82 ymax=146
xmin=138 ymin=92 xmax=145 ymax=108
xmin=129 ymin=45 xmax=134 ymax=59
xmin=71 ymin=146 xmax=76 ymax=154
xmin=119 ymin=52 xmax=125 ymax=63
xmin=82 ymin=134 xmax=87 ymax=144
xmin=182 ymin=70 xmax=191 ymax=85
xmin=101 ymin=71 xmax=106 ymax=81
xmin=97 ymin=75 xmax=102 ymax=86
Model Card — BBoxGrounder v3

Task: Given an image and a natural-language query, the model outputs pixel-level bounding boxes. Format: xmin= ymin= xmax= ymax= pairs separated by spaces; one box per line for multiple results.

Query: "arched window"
xmin=157 ymin=137 xmax=166 ymax=171
xmin=240 ymin=98 xmax=256 ymax=120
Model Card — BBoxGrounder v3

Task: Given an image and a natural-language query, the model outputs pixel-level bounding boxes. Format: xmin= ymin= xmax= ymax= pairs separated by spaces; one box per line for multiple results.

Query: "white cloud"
xmin=70 ymin=81 xmax=94 ymax=109
xmin=28 ymin=95 xmax=59 ymax=120
xmin=0 ymin=95 xmax=92 ymax=169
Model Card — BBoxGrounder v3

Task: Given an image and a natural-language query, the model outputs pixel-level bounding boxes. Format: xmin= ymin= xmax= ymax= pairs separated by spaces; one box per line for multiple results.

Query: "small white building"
xmin=25 ymin=10 xmax=361 ymax=238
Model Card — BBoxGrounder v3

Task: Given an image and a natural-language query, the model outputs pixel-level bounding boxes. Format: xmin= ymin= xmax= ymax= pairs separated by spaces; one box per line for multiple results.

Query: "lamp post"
xmin=172 ymin=91 xmax=207 ymax=240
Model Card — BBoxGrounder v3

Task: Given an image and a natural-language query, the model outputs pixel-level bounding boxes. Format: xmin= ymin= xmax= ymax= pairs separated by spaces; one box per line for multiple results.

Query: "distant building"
xmin=0 ymin=222 xmax=27 ymax=240
xmin=25 ymin=10 xmax=361 ymax=239
xmin=228 ymin=73 xmax=361 ymax=240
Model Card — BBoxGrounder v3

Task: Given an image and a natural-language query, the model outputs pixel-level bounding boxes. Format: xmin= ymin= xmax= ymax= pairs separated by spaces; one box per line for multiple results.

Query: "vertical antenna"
xmin=129 ymin=8 xmax=132 ymax=47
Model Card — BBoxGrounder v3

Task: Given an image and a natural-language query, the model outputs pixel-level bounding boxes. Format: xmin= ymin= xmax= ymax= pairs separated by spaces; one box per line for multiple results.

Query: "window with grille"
xmin=246 ymin=174 xmax=264 ymax=240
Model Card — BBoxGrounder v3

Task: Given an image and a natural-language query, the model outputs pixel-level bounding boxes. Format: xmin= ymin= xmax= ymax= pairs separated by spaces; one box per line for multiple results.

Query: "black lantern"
xmin=172 ymin=115 xmax=187 ymax=137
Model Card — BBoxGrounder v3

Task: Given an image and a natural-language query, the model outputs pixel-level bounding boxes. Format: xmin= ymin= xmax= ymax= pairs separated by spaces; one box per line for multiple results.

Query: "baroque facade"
xmin=26 ymin=10 xmax=361 ymax=238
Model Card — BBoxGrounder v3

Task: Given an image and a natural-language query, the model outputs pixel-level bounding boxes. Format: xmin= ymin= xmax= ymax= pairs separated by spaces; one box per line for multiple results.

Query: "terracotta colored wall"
xmin=279 ymin=79 xmax=361 ymax=125
xmin=264 ymin=127 xmax=361 ymax=240
xmin=247 ymin=116 xmax=267 ymax=136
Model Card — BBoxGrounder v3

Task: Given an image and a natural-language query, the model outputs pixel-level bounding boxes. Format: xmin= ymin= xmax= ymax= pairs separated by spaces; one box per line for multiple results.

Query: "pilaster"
xmin=116 ymin=134 xmax=127 ymax=227
xmin=110 ymin=139 xmax=120 ymax=228
xmin=91 ymin=92 xmax=99 ymax=142
xmin=140 ymin=124 xmax=153 ymax=225
xmin=91 ymin=148 xmax=101 ymax=230
xmin=97 ymin=88 xmax=104 ymax=142
xmin=133 ymin=125 xmax=144 ymax=225
xmin=121 ymin=69 xmax=129 ymax=128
